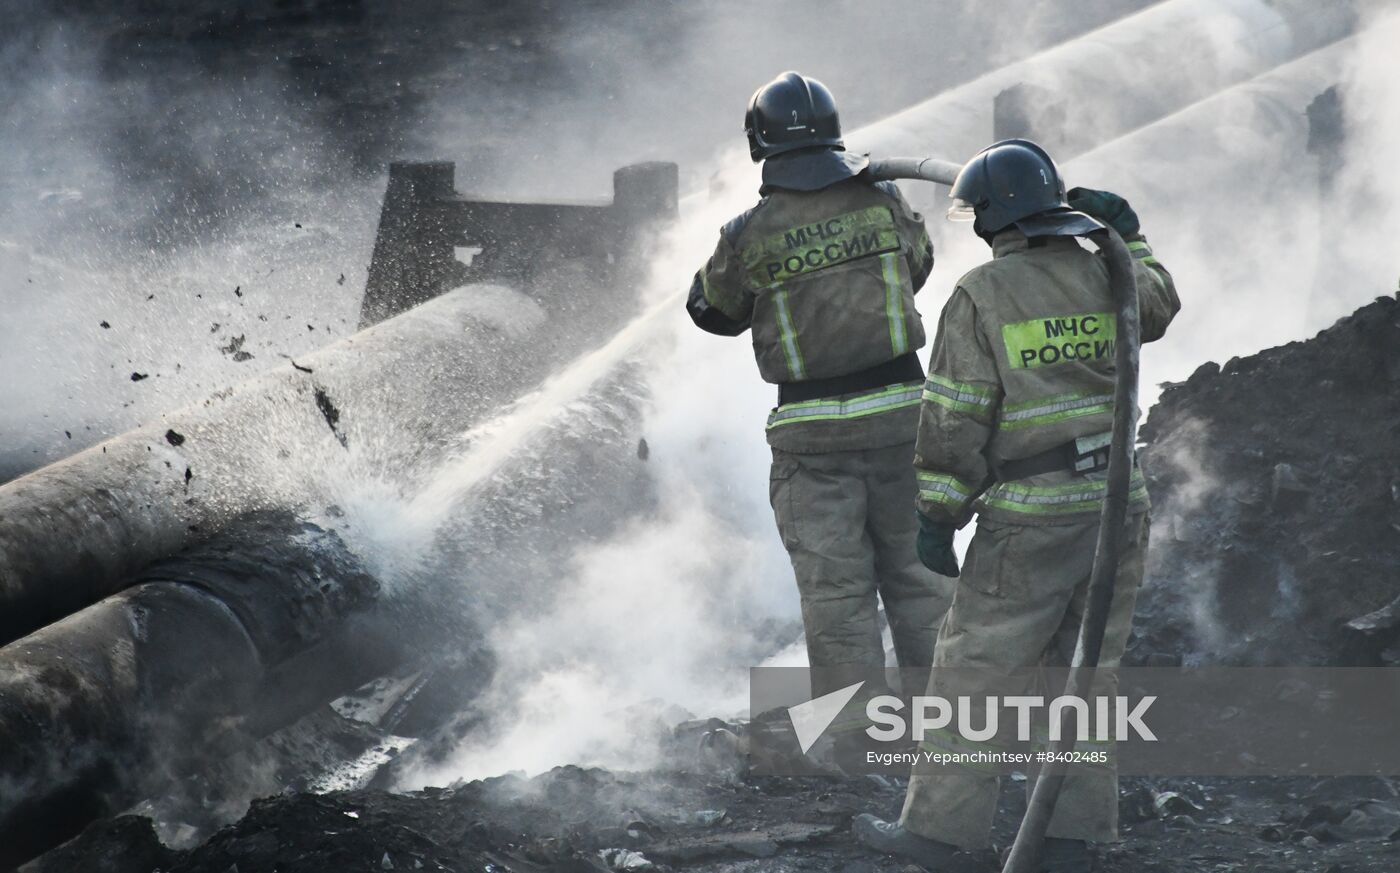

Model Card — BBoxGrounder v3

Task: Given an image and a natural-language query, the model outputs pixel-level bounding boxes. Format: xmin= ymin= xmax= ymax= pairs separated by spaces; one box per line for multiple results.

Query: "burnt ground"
xmin=25 ymin=301 xmax=1400 ymax=872
xmin=27 ymin=764 xmax=1400 ymax=873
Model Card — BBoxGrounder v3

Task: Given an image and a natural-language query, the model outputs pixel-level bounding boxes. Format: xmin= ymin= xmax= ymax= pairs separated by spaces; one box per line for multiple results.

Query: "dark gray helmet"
xmin=948 ymin=139 xmax=1103 ymax=238
xmin=745 ymin=71 xmax=844 ymax=163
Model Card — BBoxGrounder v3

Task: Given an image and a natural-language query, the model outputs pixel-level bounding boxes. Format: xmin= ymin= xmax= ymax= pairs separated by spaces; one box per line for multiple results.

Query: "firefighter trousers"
xmin=769 ymin=441 xmax=954 ymax=698
xmin=898 ymin=511 xmax=1150 ymax=847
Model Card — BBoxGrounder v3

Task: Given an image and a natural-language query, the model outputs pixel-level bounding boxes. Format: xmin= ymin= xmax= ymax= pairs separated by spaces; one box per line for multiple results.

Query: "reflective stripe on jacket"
xmin=687 ymin=166 xmax=934 ymax=453
xmin=914 ymin=229 xmax=1179 ymax=526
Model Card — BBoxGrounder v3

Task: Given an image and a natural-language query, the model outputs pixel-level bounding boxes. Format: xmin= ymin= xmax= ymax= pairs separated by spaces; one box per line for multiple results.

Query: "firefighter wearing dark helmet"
xmin=854 ymin=140 xmax=1180 ymax=869
xmin=687 ymin=72 xmax=952 ymax=715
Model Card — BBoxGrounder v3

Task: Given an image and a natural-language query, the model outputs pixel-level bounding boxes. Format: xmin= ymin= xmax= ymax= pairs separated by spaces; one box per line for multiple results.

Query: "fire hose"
xmin=867 ymin=157 xmax=1143 ymax=873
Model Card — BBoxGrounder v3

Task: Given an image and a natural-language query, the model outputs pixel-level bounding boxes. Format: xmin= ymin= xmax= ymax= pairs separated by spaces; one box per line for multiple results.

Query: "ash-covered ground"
xmin=30 ymin=740 xmax=1400 ymax=872
xmin=31 ymin=297 xmax=1400 ymax=872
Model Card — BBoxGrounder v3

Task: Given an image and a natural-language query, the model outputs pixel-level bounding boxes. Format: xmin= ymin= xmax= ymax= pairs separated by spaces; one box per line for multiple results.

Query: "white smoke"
xmin=1332 ymin=8 xmax=1400 ymax=306
xmin=7 ymin=0 xmax=1398 ymax=793
xmin=0 ymin=23 xmax=377 ymax=479
xmin=408 ymin=3 xmax=1400 ymax=784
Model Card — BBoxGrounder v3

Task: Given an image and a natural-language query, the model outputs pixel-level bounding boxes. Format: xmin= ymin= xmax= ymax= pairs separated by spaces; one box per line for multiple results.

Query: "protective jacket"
xmin=914 ymin=229 xmax=1179 ymax=526
xmin=687 ymin=150 xmax=934 ymax=453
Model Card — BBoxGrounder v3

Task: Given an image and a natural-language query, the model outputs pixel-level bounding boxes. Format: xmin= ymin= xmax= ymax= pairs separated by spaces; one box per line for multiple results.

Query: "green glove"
xmin=1067 ymin=187 xmax=1140 ymax=237
xmin=916 ymin=513 xmax=960 ymax=578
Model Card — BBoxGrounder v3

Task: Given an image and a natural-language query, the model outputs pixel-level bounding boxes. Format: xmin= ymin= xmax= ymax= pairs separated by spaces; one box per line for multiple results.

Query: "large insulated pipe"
xmin=0 ymin=277 xmax=641 ymax=646
xmin=846 ymin=0 xmax=1358 ymax=169
xmin=0 ymin=158 xmax=677 ymax=647
xmin=688 ymin=0 xmax=1359 ymax=232
xmin=0 ymin=358 xmax=656 ymax=867
xmin=902 ymin=36 xmax=1361 ymax=400
xmin=0 ymin=514 xmax=386 ymax=869
xmin=0 ymin=286 xmax=484 ymax=644
xmin=1055 ymin=35 xmax=1358 ymax=371
xmin=866 ymin=32 xmax=1354 ymax=220
xmin=1063 ymin=36 xmax=1356 ymax=209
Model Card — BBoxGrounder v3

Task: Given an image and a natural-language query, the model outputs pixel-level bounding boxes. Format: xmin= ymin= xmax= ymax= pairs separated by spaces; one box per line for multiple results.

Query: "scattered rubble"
xmin=33 ymin=762 xmax=1400 ymax=872
xmin=218 ymin=334 xmax=255 ymax=363
xmin=314 ymin=385 xmax=349 ymax=448
xmin=1345 ymin=595 xmax=1400 ymax=635
xmin=30 ymin=764 xmax=909 ymax=873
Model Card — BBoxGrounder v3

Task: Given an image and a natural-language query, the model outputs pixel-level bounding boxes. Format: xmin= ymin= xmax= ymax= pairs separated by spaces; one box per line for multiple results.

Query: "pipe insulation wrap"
xmin=0 ymin=513 xmax=380 ymax=868
xmin=1065 ymin=36 xmax=1355 ymax=200
xmin=680 ymin=0 xmax=1360 ymax=224
xmin=0 ymin=279 xmax=626 ymax=645
xmin=847 ymin=0 xmax=1358 ymax=164
xmin=1057 ymin=36 xmax=1358 ymax=358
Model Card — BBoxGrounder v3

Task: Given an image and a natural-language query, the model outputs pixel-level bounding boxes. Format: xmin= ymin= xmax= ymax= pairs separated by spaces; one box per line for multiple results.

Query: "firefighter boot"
xmin=852 ymin=814 xmax=993 ymax=871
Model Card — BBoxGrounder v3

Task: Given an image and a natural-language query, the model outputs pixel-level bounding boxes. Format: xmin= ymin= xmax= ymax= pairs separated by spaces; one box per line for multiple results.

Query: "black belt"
xmin=995 ymin=432 xmax=1117 ymax=482
xmin=777 ymin=353 xmax=924 ymax=405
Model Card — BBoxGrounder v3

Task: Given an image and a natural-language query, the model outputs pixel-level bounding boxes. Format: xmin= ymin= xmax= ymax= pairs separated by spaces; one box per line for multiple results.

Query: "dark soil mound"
xmin=1133 ymin=294 xmax=1400 ymax=666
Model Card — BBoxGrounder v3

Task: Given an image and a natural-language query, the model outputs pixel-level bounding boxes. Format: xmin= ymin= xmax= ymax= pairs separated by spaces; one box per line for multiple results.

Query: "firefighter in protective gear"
xmin=687 ymin=72 xmax=953 ymax=703
xmin=854 ymin=139 xmax=1180 ymax=868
